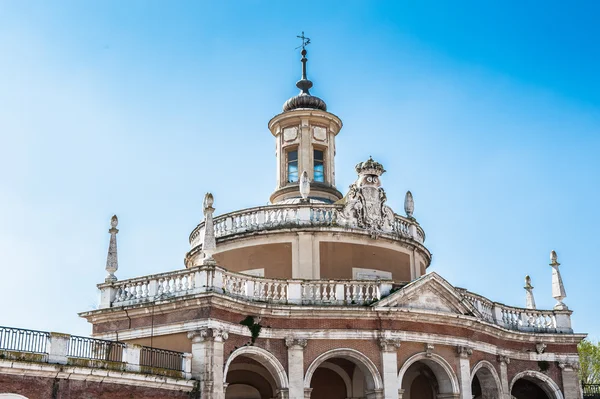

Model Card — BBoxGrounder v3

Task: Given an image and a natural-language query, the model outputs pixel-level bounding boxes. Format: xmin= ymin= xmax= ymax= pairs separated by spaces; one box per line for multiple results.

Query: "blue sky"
xmin=0 ymin=1 xmax=598 ymax=340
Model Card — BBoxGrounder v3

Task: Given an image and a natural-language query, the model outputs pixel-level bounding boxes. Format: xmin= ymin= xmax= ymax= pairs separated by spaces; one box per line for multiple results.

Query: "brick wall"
xmin=0 ymin=374 xmax=191 ymax=399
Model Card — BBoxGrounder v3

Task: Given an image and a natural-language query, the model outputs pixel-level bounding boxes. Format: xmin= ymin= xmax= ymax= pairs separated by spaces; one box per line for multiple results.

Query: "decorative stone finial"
xmin=105 ymin=215 xmax=119 ymax=283
xmin=404 ymin=191 xmax=414 ymax=219
xmin=550 ymin=250 xmax=567 ymax=310
xmin=524 ymin=275 xmax=536 ymax=309
xmin=202 ymin=193 xmax=217 ymax=264
xmin=283 ymin=32 xmax=327 ymax=112
xmin=299 ymin=170 xmax=310 ymax=201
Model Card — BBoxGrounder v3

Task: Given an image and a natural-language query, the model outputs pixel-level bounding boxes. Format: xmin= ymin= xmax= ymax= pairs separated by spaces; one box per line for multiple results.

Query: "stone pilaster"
xmin=379 ymin=337 xmax=401 ymax=399
xmin=497 ymin=355 xmax=511 ymax=399
xmin=559 ymin=361 xmax=582 ymax=399
xmin=188 ymin=328 xmax=229 ymax=399
xmin=456 ymin=346 xmax=472 ymax=399
xmin=285 ymin=337 xmax=307 ymax=399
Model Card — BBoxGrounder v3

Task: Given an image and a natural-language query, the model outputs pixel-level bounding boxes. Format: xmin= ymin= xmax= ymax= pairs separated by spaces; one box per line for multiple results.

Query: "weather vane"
xmin=296 ymin=31 xmax=311 ymax=50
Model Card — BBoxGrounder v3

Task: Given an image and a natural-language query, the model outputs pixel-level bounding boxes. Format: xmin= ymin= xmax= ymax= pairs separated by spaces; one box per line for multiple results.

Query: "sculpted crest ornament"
xmin=339 ymin=157 xmax=395 ymax=237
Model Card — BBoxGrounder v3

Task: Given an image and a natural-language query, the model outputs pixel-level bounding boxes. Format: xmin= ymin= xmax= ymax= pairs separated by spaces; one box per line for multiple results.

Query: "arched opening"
xmin=398 ymin=353 xmax=459 ymax=399
xmin=305 ymin=348 xmax=383 ymax=399
xmin=224 ymin=347 xmax=288 ymax=399
xmin=471 ymin=361 xmax=501 ymax=399
xmin=511 ymin=379 xmax=550 ymax=399
xmin=510 ymin=371 xmax=563 ymax=399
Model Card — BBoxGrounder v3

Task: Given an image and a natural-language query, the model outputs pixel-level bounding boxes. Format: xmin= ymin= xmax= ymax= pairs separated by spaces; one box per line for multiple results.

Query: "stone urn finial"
xmin=524 ymin=275 xmax=536 ymax=309
xmin=299 ymin=170 xmax=310 ymax=201
xmin=404 ymin=191 xmax=414 ymax=219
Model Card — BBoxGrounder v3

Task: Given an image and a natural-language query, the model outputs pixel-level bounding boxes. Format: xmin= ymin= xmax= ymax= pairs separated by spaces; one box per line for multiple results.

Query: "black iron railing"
xmin=0 ymin=326 xmax=49 ymax=354
xmin=583 ymin=383 xmax=600 ymax=399
xmin=67 ymin=335 xmax=125 ymax=362
xmin=140 ymin=346 xmax=185 ymax=371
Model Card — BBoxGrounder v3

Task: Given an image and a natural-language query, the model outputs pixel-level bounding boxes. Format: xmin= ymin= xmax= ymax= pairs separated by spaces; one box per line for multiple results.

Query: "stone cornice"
xmin=91 ymin=318 xmax=581 ymax=364
xmin=0 ymin=360 xmax=194 ymax=390
xmin=80 ymin=292 xmax=585 ymax=346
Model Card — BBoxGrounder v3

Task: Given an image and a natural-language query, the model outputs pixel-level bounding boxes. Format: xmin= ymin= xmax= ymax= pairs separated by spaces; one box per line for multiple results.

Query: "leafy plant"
xmin=240 ymin=316 xmax=262 ymax=344
xmin=579 ymin=339 xmax=600 ymax=384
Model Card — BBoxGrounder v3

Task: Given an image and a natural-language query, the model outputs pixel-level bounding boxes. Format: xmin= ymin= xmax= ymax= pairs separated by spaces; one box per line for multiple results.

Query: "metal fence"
xmin=140 ymin=346 xmax=185 ymax=371
xmin=67 ymin=335 xmax=125 ymax=362
xmin=583 ymin=383 xmax=600 ymax=399
xmin=0 ymin=326 xmax=49 ymax=354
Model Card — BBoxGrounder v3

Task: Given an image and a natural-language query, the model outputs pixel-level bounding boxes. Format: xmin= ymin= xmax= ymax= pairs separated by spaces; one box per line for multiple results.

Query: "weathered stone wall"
xmin=0 ymin=374 xmax=191 ymax=399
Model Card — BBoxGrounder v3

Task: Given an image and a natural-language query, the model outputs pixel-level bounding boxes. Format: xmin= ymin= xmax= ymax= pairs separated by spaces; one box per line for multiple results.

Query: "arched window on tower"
xmin=314 ymin=149 xmax=324 ymax=183
xmin=287 ymin=148 xmax=299 ymax=183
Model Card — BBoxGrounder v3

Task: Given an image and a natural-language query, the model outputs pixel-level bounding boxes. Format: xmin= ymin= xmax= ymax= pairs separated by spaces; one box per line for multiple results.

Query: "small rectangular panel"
xmin=283 ymin=127 xmax=298 ymax=142
xmin=353 ymin=267 xmax=393 ymax=280
xmin=240 ymin=268 xmax=265 ymax=277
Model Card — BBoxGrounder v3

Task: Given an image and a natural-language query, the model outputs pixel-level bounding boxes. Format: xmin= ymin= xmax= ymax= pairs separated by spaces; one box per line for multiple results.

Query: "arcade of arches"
xmin=222 ymin=349 xmax=565 ymax=399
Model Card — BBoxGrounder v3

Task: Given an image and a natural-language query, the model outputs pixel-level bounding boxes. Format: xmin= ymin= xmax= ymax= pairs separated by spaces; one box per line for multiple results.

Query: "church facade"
xmin=0 ymin=44 xmax=585 ymax=399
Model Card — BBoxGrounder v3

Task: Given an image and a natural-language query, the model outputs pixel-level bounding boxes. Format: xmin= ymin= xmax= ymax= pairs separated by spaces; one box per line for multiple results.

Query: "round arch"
xmin=304 ymin=348 xmax=384 ymax=391
xmin=471 ymin=360 xmax=502 ymax=398
xmin=509 ymin=370 xmax=564 ymax=399
xmin=0 ymin=395 xmax=30 ymax=399
xmin=224 ymin=346 xmax=289 ymax=390
xmin=398 ymin=352 xmax=460 ymax=395
xmin=320 ymin=361 xmax=353 ymax=396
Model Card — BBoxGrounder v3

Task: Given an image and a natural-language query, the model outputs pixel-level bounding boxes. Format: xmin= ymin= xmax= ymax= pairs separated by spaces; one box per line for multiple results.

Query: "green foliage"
xmin=579 ymin=339 xmax=600 ymax=384
xmin=188 ymin=380 xmax=201 ymax=399
xmin=538 ymin=360 xmax=549 ymax=372
xmin=240 ymin=316 xmax=262 ymax=344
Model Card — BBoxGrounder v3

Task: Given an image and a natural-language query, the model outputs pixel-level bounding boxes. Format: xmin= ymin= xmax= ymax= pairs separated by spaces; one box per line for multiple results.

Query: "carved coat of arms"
xmin=339 ymin=157 xmax=394 ymax=236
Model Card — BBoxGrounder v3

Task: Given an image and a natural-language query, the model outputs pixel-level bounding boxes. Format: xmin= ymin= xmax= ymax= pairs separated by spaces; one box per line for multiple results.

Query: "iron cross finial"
xmin=296 ymin=31 xmax=311 ymax=50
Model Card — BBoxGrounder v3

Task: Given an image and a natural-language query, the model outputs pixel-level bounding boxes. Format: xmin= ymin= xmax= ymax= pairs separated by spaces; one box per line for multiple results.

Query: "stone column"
xmin=188 ymin=328 xmax=229 ymax=399
xmin=456 ymin=346 xmax=473 ymax=399
xmin=497 ymin=355 xmax=511 ymax=399
xmin=286 ymin=338 xmax=307 ymax=399
xmin=379 ymin=338 xmax=401 ymax=399
xmin=559 ymin=361 xmax=582 ymax=399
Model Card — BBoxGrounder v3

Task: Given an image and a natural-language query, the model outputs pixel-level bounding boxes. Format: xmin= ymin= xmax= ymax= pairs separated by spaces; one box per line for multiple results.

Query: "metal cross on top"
xmin=296 ymin=31 xmax=311 ymax=50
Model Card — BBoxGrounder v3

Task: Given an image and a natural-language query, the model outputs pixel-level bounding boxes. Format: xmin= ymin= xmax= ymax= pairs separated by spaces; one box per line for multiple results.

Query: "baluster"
xmin=143 ymin=282 xmax=149 ymax=297
xmin=358 ymin=285 xmax=365 ymax=303
xmin=124 ymin=285 xmax=132 ymax=300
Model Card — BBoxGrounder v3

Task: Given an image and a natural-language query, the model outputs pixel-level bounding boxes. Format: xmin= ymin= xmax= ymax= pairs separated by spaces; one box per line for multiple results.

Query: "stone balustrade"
xmin=458 ymin=289 xmax=572 ymax=333
xmin=99 ymin=266 xmax=572 ymax=333
xmin=101 ymin=265 xmax=393 ymax=309
xmin=188 ymin=203 xmax=425 ymax=248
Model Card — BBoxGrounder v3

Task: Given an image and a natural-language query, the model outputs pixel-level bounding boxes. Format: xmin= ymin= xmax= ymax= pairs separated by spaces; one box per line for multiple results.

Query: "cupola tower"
xmin=268 ymin=34 xmax=343 ymax=204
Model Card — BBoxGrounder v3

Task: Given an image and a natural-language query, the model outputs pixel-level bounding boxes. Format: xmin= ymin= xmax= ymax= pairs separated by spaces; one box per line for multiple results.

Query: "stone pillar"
xmin=47 ymin=332 xmax=70 ymax=365
xmin=379 ymin=338 xmax=401 ymax=399
xmin=456 ymin=346 xmax=472 ymax=399
xmin=559 ymin=362 xmax=582 ymax=399
xmin=188 ymin=328 xmax=229 ymax=399
xmin=286 ymin=338 xmax=307 ymax=399
xmin=296 ymin=232 xmax=316 ymax=279
xmin=497 ymin=355 xmax=511 ymax=399
xmin=123 ymin=343 xmax=142 ymax=373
